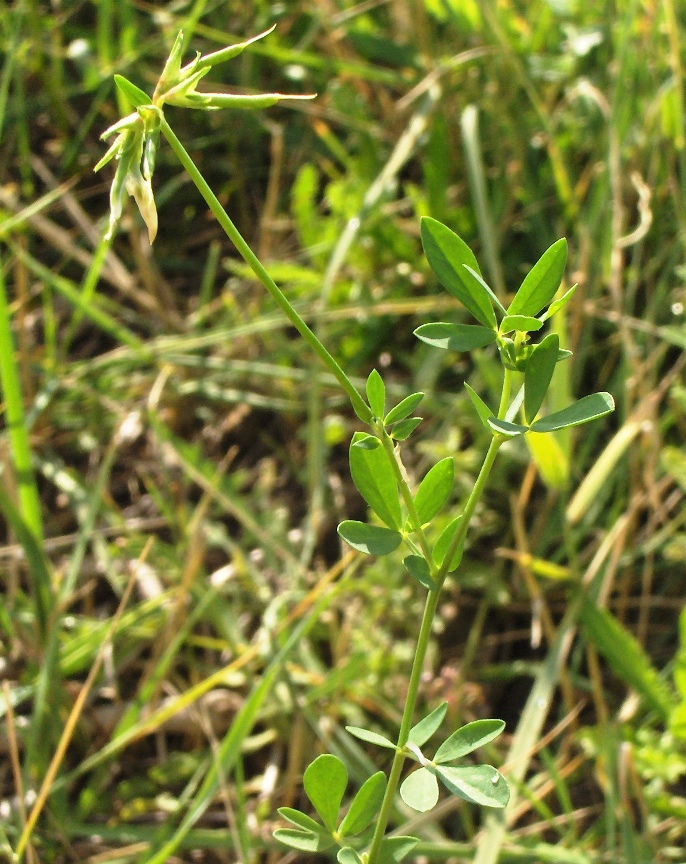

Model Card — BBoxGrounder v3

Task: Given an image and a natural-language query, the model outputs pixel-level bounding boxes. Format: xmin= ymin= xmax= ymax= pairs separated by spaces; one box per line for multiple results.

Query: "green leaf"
xmin=414 ymin=322 xmax=497 ymax=352
xmin=524 ymin=333 xmax=559 ymax=424
xmin=338 ymin=848 xmax=364 ymax=864
xmin=389 ymin=417 xmax=422 ymax=440
xmin=114 ymin=74 xmax=152 ymax=107
xmin=345 ymin=726 xmax=397 ymax=751
xmin=304 ymin=754 xmax=348 ymax=832
xmin=408 ymin=702 xmax=448 ymax=747
xmin=274 ymin=828 xmax=334 ymax=852
xmin=366 ymin=369 xmax=386 ymax=418
xmin=338 ymin=521 xmax=402 ymax=556
xmin=464 ymin=383 xmax=494 ymax=430
xmin=434 ymin=719 xmax=506 ymax=763
xmin=352 ymin=433 xmax=380 ymax=450
xmin=557 ymin=349 xmax=573 ymax=362
xmin=529 ymin=392 xmax=614 ymax=433
xmin=487 ymin=418 xmax=529 ymax=437
xmin=403 ymin=555 xmax=436 ymax=590
xmin=420 ymin=217 xmax=496 ymax=328
xmin=463 ymin=265 xmax=507 ymax=314
xmin=500 ymin=315 xmax=544 ymax=333
xmin=339 ymin=772 xmax=387 ymax=836
xmin=349 ymin=431 xmax=401 ymax=529
xmin=278 ymin=807 xmax=328 ymax=834
xmin=538 ymin=283 xmax=577 ymax=323
xmin=414 ymin=458 xmax=454 ymax=524
xmin=508 ymin=238 xmax=567 ymax=318
xmin=580 ymin=600 xmax=673 ymax=719
xmin=384 ymin=392 xmax=424 ymax=425
xmin=436 ymin=765 xmax=510 ymax=808
xmin=400 ymin=768 xmax=439 ymax=812
xmin=377 ymin=836 xmax=419 ymax=864
xmin=433 ymin=516 xmax=464 ymax=571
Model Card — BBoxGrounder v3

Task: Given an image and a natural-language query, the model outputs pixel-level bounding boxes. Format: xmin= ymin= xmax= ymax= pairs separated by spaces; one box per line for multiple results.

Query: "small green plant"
xmin=98 ymin=28 xmax=615 ymax=864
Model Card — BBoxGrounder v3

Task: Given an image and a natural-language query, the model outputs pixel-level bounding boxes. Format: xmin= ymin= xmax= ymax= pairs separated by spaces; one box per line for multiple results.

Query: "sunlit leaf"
xmin=338 ymin=521 xmax=402 ymax=556
xmin=529 ymin=392 xmax=614 ymax=433
xmin=434 ymin=719 xmax=505 ymax=763
xmin=349 ymin=431 xmax=401 ymax=529
xmin=433 ymin=516 xmax=463 ymax=571
xmin=304 ymin=754 xmax=348 ymax=832
xmin=377 ymin=836 xmax=419 ymax=864
xmin=400 ymin=767 xmax=439 ymax=812
xmin=366 ymin=369 xmax=386 ymax=418
xmin=436 ymin=765 xmax=509 ymax=808
xmin=414 ymin=322 xmax=497 ymax=352
xmin=524 ymin=333 xmax=559 ymax=424
xmin=464 ymin=383 xmax=493 ymax=430
xmin=278 ymin=807 xmax=328 ymax=834
xmin=114 ymin=74 xmax=152 ymax=107
xmin=487 ymin=418 xmax=528 ymax=437
xmin=538 ymin=283 xmax=577 ymax=323
xmin=508 ymin=238 xmax=567 ymax=318
xmin=346 ymin=726 xmax=397 ymax=750
xmin=500 ymin=314 xmax=543 ymax=333
xmin=389 ymin=417 xmax=422 ymax=440
xmin=384 ymin=392 xmax=424 ymax=425
xmin=274 ymin=828 xmax=334 ymax=852
xmin=339 ymin=772 xmax=387 ymax=836
xmin=338 ymin=847 xmax=364 ymax=864
xmin=408 ymin=702 xmax=448 ymax=747
xmin=414 ymin=457 xmax=454 ymax=524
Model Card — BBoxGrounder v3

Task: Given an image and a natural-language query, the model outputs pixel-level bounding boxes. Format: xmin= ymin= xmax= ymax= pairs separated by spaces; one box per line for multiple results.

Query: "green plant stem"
xmin=366 ymin=371 xmax=512 ymax=864
xmin=158 ymin=117 xmax=371 ymax=424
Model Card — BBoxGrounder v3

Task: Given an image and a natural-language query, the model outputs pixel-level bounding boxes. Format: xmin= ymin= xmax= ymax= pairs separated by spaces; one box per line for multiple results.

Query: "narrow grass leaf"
xmin=580 ymin=601 xmax=672 ymax=719
xmin=273 ymin=828 xmax=333 ymax=852
xmin=409 ymin=702 xmax=448 ymax=746
xmin=420 ymin=217 xmax=496 ymax=328
xmin=414 ymin=322 xmax=497 ymax=352
xmin=530 ymin=392 xmax=614 ymax=433
xmin=436 ymin=765 xmax=509 ymax=808
xmin=304 ymin=754 xmax=348 ymax=832
xmin=378 ymin=836 xmax=419 ymax=864
xmin=400 ymin=768 xmax=439 ymax=812
xmin=384 ymin=392 xmax=423 ymax=425
xmin=339 ymin=771 xmax=386 ymax=836
xmin=338 ymin=521 xmax=402 ymax=555
xmin=434 ymin=720 xmax=505 ymax=763
xmin=414 ymin=457 xmax=454 ymax=524
xmin=366 ymin=369 xmax=385 ymax=418
xmin=508 ymin=238 xmax=567 ymax=317
xmin=500 ymin=315 xmax=543 ymax=333
xmin=345 ymin=726 xmax=397 ymax=751
xmin=433 ymin=516 xmax=463 ymax=571
xmin=349 ymin=431 xmax=401 ymax=529
xmin=524 ymin=333 xmax=559 ymax=424
xmin=403 ymin=555 xmax=436 ymax=590
xmin=464 ymin=383 xmax=493 ymax=429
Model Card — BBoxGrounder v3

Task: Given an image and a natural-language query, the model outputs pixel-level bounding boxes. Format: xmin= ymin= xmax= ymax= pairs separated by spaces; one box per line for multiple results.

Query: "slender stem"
xmin=159 ymin=117 xmax=371 ymax=425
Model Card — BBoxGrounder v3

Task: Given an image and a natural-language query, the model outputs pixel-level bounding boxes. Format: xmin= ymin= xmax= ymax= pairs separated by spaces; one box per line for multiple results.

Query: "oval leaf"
xmin=409 ymin=702 xmax=448 ymax=747
xmin=529 ymin=392 xmax=615 ymax=433
xmin=304 ymin=754 xmax=348 ymax=832
xmin=500 ymin=315 xmax=543 ymax=333
xmin=433 ymin=516 xmax=463 ymax=572
xmin=436 ymin=765 xmax=510 ymax=808
xmin=508 ymin=238 xmax=567 ymax=318
xmin=338 ymin=848 xmax=364 ymax=864
xmin=400 ymin=767 xmax=439 ymax=812
xmin=339 ymin=772 xmax=387 ymax=836
xmin=389 ymin=417 xmax=422 ymax=440
xmin=414 ymin=322 xmax=497 ymax=352
xmin=403 ymin=555 xmax=436 ymax=590
xmin=378 ymin=836 xmax=419 ymax=864
xmin=420 ymin=217 xmax=496 ymax=328
xmin=384 ymin=392 xmax=424 ymax=425
xmin=366 ymin=369 xmax=386 ymax=418
xmin=434 ymin=719 xmax=506 ymax=763
xmin=274 ymin=828 xmax=334 ymax=852
xmin=346 ymin=726 xmax=397 ymax=751
xmin=338 ymin=521 xmax=402 ymax=556
xmin=278 ymin=807 xmax=328 ymax=834
xmin=414 ymin=458 xmax=454 ymax=525
xmin=349 ymin=432 xmax=401 ymax=529
xmin=524 ymin=333 xmax=559 ymax=424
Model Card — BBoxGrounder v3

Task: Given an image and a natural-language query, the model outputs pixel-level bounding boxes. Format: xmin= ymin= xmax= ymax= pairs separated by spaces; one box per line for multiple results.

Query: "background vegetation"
xmin=1 ymin=1 xmax=686 ymax=862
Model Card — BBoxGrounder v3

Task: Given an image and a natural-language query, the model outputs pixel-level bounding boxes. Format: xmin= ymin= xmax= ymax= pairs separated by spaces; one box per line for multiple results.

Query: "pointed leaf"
xmin=434 ymin=719 xmax=506 ymax=763
xmin=366 ymin=369 xmax=386 ymax=418
xmin=400 ymin=768 xmax=439 ymax=812
xmin=377 ymin=836 xmax=419 ymax=864
xmin=338 ymin=848 xmax=364 ymax=864
xmin=487 ymin=418 xmax=528 ymax=437
xmin=346 ymin=726 xmax=397 ymax=751
xmin=464 ymin=383 xmax=494 ymax=430
xmin=500 ymin=315 xmax=543 ymax=333
xmin=463 ymin=265 xmax=507 ymax=314
xmin=538 ymin=283 xmax=577 ymax=323
xmin=524 ymin=333 xmax=559 ymax=424
xmin=529 ymin=392 xmax=615 ymax=433
xmin=409 ymin=702 xmax=448 ymax=747
xmin=349 ymin=431 xmax=401 ymax=529
xmin=414 ymin=322 xmax=497 ymax=352
xmin=436 ymin=765 xmax=510 ymax=808
xmin=339 ymin=772 xmax=387 ymax=836
xmin=274 ymin=828 xmax=334 ymax=852
xmin=508 ymin=238 xmax=567 ymax=317
xmin=352 ymin=433 xmax=380 ymax=450
xmin=384 ymin=392 xmax=424 ymax=425
xmin=304 ymin=754 xmax=348 ymax=832
xmin=557 ymin=349 xmax=573 ymax=362
xmin=403 ymin=555 xmax=436 ymax=590
xmin=421 ymin=217 xmax=496 ymax=327
xmin=338 ymin=521 xmax=402 ymax=556
xmin=389 ymin=417 xmax=422 ymax=440
xmin=414 ymin=458 xmax=454 ymax=524
xmin=433 ymin=516 xmax=463 ymax=571
xmin=114 ymin=74 xmax=152 ymax=107
xmin=278 ymin=807 xmax=328 ymax=833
